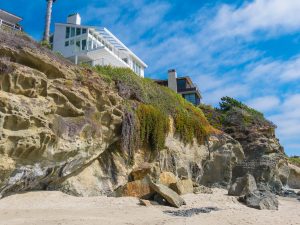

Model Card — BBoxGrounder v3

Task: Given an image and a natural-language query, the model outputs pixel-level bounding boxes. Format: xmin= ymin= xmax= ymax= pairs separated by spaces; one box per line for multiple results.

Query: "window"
xmin=76 ymin=28 xmax=81 ymax=36
xmin=183 ymin=94 xmax=197 ymax=105
xmin=66 ymin=27 xmax=70 ymax=38
xmin=82 ymin=28 xmax=87 ymax=34
xmin=76 ymin=40 xmax=81 ymax=51
xmin=177 ymin=79 xmax=186 ymax=91
xmin=88 ymin=40 xmax=92 ymax=50
xmin=70 ymin=39 xmax=74 ymax=45
xmin=65 ymin=41 xmax=69 ymax=47
xmin=82 ymin=39 xmax=87 ymax=50
xmin=71 ymin=27 xmax=75 ymax=37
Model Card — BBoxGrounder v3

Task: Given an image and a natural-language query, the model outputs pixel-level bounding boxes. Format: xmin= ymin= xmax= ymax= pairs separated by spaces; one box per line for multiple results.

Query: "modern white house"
xmin=51 ymin=14 xmax=147 ymax=77
xmin=0 ymin=9 xmax=22 ymax=31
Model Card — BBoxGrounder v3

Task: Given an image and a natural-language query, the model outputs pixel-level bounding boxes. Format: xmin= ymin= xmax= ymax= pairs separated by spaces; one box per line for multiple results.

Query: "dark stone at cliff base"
xmin=279 ymin=189 xmax=298 ymax=198
xmin=238 ymin=190 xmax=278 ymax=210
xmin=164 ymin=207 xmax=219 ymax=217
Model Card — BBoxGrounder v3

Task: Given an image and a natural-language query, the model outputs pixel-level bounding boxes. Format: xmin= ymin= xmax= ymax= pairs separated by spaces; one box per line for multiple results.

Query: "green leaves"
xmin=137 ymin=104 xmax=169 ymax=151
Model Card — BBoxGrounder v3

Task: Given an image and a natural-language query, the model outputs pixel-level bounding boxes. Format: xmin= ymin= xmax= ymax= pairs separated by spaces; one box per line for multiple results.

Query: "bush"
xmin=219 ymin=96 xmax=264 ymax=119
xmin=289 ymin=156 xmax=300 ymax=167
xmin=40 ymin=40 xmax=51 ymax=49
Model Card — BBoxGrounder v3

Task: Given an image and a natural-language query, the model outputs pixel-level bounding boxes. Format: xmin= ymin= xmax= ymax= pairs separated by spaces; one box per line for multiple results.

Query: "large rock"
xmin=238 ymin=190 xmax=278 ymax=210
xmin=113 ymin=178 xmax=153 ymax=198
xmin=148 ymin=178 xmax=186 ymax=208
xmin=170 ymin=179 xmax=194 ymax=195
xmin=159 ymin=172 xmax=177 ymax=187
xmin=228 ymin=174 xmax=257 ymax=196
xmin=130 ymin=163 xmax=153 ymax=181
xmin=288 ymin=164 xmax=300 ymax=189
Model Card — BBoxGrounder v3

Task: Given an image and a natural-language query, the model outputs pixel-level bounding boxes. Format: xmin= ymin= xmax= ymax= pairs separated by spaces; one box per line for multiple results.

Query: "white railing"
xmin=0 ymin=19 xmax=22 ymax=31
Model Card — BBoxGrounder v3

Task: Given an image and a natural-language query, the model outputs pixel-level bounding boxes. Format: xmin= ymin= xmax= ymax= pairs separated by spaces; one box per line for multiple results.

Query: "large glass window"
xmin=177 ymin=79 xmax=186 ymax=91
xmin=65 ymin=27 xmax=70 ymax=39
xmin=70 ymin=39 xmax=74 ymax=45
xmin=82 ymin=39 xmax=87 ymax=50
xmin=71 ymin=27 xmax=75 ymax=37
xmin=65 ymin=41 xmax=69 ymax=47
xmin=76 ymin=28 xmax=81 ymax=36
xmin=82 ymin=28 xmax=87 ymax=34
xmin=183 ymin=94 xmax=197 ymax=105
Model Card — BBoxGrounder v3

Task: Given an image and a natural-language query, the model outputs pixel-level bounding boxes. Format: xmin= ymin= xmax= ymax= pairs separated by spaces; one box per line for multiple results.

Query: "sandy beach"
xmin=0 ymin=189 xmax=299 ymax=225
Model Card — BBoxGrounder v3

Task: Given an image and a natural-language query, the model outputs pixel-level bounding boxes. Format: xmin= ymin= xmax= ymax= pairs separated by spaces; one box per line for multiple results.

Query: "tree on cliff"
xmin=43 ymin=0 xmax=56 ymax=42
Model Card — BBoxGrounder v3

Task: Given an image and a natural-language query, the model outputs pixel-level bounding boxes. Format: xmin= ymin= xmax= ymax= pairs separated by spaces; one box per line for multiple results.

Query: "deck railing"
xmin=0 ymin=19 xmax=22 ymax=31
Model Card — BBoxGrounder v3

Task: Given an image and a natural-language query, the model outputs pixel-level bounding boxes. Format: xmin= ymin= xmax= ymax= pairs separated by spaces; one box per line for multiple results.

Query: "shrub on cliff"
xmin=200 ymin=96 xmax=275 ymax=130
xmin=93 ymin=66 xmax=215 ymax=153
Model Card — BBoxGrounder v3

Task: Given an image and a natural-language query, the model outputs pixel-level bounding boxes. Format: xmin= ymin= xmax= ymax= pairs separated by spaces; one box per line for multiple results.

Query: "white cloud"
xmin=203 ymin=84 xmax=250 ymax=105
xmin=210 ymin=0 xmax=300 ymax=38
xmin=268 ymin=94 xmax=300 ymax=140
xmin=247 ymin=96 xmax=280 ymax=112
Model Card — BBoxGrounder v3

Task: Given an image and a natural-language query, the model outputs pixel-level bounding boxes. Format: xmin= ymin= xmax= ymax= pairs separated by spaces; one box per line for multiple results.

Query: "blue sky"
xmin=2 ymin=0 xmax=300 ymax=156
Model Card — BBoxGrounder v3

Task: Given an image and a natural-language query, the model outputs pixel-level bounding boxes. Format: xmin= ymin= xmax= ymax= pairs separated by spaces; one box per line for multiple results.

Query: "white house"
xmin=0 ymin=9 xmax=22 ymax=31
xmin=51 ymin=14 xmax=147 ymax=77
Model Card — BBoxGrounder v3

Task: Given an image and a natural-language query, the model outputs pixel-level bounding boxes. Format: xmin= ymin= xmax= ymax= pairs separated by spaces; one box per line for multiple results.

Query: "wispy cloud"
xmin=247 ymin=96 xmax=280 ymax=112
xmin=209 ymin=0 xmax=300 ymax=39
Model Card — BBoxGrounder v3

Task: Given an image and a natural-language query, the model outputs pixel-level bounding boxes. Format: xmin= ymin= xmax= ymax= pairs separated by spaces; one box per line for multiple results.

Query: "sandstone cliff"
xmin=0 ymin=29 xmax=293 ymax=200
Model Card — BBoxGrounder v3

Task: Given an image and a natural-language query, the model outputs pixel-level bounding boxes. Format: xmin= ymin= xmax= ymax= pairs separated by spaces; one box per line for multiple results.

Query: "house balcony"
xmin=177 ymin=86 xmax=198 ymax=93
xmin=0 ymin=19 xmax=22 ymax=31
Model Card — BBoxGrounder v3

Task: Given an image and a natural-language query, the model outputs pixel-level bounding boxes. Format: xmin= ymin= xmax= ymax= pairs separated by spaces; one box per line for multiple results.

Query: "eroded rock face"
xmin=288 ymin=164 xmax=300 ymax=189
xmin=221 ymin=109 xmax=288 ymax=193
xmin=0 ymin=30 xmax=124 ymax=197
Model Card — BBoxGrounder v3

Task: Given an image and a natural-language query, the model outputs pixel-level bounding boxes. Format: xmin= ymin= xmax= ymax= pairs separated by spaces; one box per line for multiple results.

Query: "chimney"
xmin=67 ymin=13 xmax=81 ymax=25
xmin=168 ymin=69 xmax=177 ymax=92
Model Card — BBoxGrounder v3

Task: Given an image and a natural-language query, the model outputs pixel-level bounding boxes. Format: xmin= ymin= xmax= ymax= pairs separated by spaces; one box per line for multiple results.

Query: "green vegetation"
xmin=93 ymin=66 xmax=214 ymax=152
xmin=137 ymin=104 xmax=169 ymax=151
xmin=288 ymin=156 xmax=300 ymax=167
xmin=219 ymin=96 xmax=264 ymax=119
xmin=200 ymin=96 xmax=274 ymax=130
xmin=40 ymin=40 xmax=51 ymax=49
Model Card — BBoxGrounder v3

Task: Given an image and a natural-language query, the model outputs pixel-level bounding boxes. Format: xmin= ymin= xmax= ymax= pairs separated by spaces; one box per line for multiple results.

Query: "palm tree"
xmin=43 ymin=0 xmax=56 ymax=42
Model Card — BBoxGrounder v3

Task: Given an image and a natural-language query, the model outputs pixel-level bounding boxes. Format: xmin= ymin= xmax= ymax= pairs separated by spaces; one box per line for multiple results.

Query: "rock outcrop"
xmin=0 ymin=30 xmax=124 ymax=197
xmin=228 ymin=174 xmax=257 ymax=196
xmin=288 ymin=164 xmax=300 ymax=189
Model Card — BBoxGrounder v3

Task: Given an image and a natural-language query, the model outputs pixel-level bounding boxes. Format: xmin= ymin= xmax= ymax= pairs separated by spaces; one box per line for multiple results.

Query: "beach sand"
xmin=0 ymin=188 xmax=299 ymax=225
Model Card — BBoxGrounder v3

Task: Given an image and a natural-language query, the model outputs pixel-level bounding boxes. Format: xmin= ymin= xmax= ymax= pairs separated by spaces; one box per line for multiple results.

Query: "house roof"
xmin=0 ymin=9 xmax=22 ymax=24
